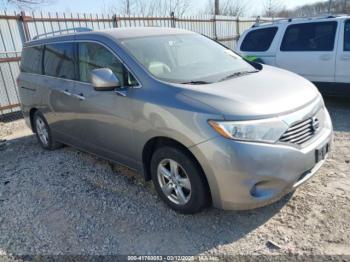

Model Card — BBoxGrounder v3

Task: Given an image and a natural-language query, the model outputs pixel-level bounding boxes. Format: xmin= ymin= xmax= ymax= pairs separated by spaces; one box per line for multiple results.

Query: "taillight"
xmin=16 ymin=78 xmax=20 ymax=86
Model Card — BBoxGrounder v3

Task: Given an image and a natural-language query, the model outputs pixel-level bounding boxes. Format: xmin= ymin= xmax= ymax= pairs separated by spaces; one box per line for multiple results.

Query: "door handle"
xmin=320 ymin=54 xmax=331 ymax=61
xmin=114 ymin=90 xmax=126 ymax=96
xmin=72 ymin=93 xmax=85 ymax=101
xmin=340 ymin=55 xmax=350 ymax=61
xmin=63 ymin=90 xmax=72 ymax=96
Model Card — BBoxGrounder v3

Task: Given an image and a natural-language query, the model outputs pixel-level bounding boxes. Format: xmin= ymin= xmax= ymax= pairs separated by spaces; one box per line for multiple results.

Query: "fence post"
xmin=170 ymin=12 xmax=176 ymax=28
xmin=213 ymin=15 xmax=217 ymax=40
xmin=112 ymin=14 xmax=118 ymax=28
xmin=20 ymin=11 xmax=31 ymax=41
xmin=236 ymin=16 xmax=240 ymax=41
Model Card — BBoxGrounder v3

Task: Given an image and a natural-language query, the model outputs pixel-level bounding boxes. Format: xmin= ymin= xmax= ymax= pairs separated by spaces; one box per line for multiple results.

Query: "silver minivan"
xmin=18 ymin=27 xmax=333 ymax=214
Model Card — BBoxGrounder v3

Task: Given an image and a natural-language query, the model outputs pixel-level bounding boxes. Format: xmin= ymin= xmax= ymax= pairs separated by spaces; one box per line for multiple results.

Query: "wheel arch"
xmin=29 ymin=107 xmax=39 ymax=132
xmin=142 ymin=137 xmax=210 ymax=195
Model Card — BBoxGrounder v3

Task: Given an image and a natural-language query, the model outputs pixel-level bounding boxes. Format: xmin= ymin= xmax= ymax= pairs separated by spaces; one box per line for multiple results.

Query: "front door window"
xmin=78 ymin=42 xmax=138 ymax=86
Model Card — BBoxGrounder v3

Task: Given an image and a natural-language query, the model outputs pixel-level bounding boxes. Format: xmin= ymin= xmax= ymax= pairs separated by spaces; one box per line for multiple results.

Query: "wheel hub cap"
xmin=35 ymin=118 xmax=49 ymax=146
xmin=157 ymin=159 xmax=191 ymax=205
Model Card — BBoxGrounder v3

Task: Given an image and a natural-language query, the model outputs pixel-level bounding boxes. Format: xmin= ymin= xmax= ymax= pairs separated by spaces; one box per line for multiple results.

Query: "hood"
xmin=180 ymin=65 xmax=320 ymax=120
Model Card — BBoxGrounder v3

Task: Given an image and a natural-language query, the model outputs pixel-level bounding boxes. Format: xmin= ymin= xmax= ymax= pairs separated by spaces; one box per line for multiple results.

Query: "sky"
xmin=1 ymin=0 xmax=329 ymax=16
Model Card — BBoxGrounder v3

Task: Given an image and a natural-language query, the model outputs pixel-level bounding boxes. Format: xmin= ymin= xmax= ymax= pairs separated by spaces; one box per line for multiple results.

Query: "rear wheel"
xmin=33 ymin=111 xmax=63 ymax=150
xmin=151 ymin=146 xmax=210 ymax=214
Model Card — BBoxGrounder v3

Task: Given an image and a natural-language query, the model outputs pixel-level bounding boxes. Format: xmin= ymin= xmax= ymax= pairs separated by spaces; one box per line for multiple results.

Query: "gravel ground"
xmin=0 ymin=97 xmax=349 ymax=259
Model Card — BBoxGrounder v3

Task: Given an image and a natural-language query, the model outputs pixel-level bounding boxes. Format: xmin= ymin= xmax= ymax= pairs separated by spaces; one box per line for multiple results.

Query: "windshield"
xmin=120 ymin=33 xmax=256 ymax=84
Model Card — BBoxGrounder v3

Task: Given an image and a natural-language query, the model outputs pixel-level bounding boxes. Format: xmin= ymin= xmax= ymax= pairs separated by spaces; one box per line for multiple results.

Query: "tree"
xmin=263 ymin=0 xmax=284 ymax=17
xmin=276 ymin=0 xmax=350 ymax=18
xmin=108 ymin=0 xmax=191 ymax=17
xmin=3 ymin=0 xmax=53 ymax=9
xmin=205 ymin=0 xmax=248 ymax=16
xmin=118 ymin=0 xmax=134 ymax=15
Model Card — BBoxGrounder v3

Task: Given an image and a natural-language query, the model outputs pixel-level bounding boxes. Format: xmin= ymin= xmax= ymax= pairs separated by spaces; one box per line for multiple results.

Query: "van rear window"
xmin=281 ymin=22 xmax=337 ymax=51
xmin=20 ymin=46 xmax=43 ymax=74
xmin=241 ymin=27 xmax=278 ymax=52
xmin=345 ymin=20 xmax=350 ymax=51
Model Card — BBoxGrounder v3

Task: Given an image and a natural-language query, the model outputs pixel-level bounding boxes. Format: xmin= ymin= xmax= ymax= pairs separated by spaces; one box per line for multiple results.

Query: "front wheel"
xmin=151 ymin=146 xmax=210 ymax=214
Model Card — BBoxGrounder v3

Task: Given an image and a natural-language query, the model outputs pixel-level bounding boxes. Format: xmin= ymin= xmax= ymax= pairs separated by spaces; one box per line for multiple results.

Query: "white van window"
xmin=345 ymin=20 xmax=350 ymax=51
xmin=78 ymin=42 xmax=137 ymax=86
xmin=241 ymin=27 xmax=278 ymax=52
xmin=281 ymin=22 xmax=337 ymax=52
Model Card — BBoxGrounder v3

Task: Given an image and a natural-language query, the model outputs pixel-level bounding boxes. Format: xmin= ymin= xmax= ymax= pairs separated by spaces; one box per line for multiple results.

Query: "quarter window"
xmin=78 ymin=42 xmax=137 ymax=86
xmin=281 ymin=22 xmax=337 ymax=51
xmin=20 ymin=46 xmax=43 ymax=74
xmin=344 ymin=20 xmax=350 ymax=51
xmin=43 ymin=43 xmax=76 ymax=80
xmin=241 ymin=27 xmax=278 ymax=52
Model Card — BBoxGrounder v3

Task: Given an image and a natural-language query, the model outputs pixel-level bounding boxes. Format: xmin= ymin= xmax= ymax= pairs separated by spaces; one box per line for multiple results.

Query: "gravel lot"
xmin=0 ymin=97 xmax=349 ymax=258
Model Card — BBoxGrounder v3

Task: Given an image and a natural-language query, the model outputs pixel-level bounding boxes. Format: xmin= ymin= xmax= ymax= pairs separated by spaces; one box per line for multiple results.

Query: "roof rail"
xmin=33 ymin=27 xmax=93 ymax=40
xmin=252 ymin=16 xmax=284 ymax=27
xmin=253 ymin=16 xmax=261 ymax=27
xmin=252 ymin=13 xmax=349 ymax=27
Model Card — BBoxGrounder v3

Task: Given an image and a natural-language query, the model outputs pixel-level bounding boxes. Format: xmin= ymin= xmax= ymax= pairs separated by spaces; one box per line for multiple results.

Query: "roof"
xmin=98 ymin=27 xmax=193 ymax=39
xmin=24 ymin=27 xmax=194 ymax=47
xmin=253 ymin=14 xmax=350 ymax=29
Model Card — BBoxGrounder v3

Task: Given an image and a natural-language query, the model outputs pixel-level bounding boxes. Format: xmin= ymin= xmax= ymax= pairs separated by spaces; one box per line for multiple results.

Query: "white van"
xmin=236 ymin=15 xmax=350 ymax=96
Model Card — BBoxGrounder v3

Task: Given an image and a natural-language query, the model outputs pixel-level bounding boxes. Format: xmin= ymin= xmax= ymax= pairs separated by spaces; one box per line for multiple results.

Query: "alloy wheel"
xmin=35 ymin=117 xmax=49 ymax=146
xmin=157 ymin=158 xmax=192 ymax=205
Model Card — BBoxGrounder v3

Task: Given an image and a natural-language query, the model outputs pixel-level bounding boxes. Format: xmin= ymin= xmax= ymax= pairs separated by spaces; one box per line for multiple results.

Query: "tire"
xmin=151 ymin=146 xmax=210 ymax=214
xmin=33 ymin=111 xmax=63 ymax=150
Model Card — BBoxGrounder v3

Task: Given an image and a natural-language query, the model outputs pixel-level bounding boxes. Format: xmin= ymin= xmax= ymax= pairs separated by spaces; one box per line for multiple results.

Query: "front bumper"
xmin=190 ymin=109 xmax=333 ymax=210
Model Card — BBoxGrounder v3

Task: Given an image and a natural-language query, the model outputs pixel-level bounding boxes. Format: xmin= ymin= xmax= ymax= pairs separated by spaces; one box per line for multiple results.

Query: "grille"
xmin=280 ymin=117 xmax=318 ymax=145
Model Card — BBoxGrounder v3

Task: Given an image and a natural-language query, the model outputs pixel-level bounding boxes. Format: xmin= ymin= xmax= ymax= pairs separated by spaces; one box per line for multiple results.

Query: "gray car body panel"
xmin=18 ymin=27 xmax=333 ymax=210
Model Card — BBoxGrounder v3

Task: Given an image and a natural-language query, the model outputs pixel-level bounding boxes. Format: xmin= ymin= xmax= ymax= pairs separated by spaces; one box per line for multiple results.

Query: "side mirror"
xmin=90 ymin=68 xmax=121 ymax=91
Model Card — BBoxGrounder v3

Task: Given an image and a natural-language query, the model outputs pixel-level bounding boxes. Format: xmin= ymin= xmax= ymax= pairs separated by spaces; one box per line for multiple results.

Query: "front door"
xmin=276 ymin=21 xmax=338 ymax=83
xmin=71 ymin=41 xmax=139 ymax=167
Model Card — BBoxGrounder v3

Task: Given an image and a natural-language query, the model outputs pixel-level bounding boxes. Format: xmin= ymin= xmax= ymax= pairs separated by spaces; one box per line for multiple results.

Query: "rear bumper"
xmin=190 ymin=111 xmax=333 ymax=210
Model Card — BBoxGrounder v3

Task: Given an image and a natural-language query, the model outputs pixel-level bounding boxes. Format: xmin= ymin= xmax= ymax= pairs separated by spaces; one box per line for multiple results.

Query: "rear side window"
xmin=21 ymin=46 xmax=43 ymax=74
xmin=241 ymin=27 xmax=278 ymax=52
xmin=43 ymin=43 xmax=76 ymax=80
xmin=281 ymin=22 xmax=337 ymax=51
xmin=345 ymin=20 xmax=350 ymax=51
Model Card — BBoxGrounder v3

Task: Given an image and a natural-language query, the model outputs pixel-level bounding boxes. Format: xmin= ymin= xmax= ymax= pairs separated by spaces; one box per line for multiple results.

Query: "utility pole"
xmin=344 ymin=0 xmax=348 ymax=13
xmin=126 ymin=0 xmax=130 ymax=15
xmin=328 ymin=0 xmax=333 ymax=14
xmin=214 ymin=0 xmax=220 ymax=15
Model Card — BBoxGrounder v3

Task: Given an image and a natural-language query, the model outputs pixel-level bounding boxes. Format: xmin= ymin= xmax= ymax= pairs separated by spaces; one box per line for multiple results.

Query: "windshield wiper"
xmin=219 ymin=70 xmax=259 ymax=82
xmin=181 ymin=80 xmax=212 ymax=85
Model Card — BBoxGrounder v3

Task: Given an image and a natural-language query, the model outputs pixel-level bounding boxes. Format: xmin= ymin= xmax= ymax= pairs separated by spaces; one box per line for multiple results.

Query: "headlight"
xmin=208 ymin=118 xmax=289 ymax=143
